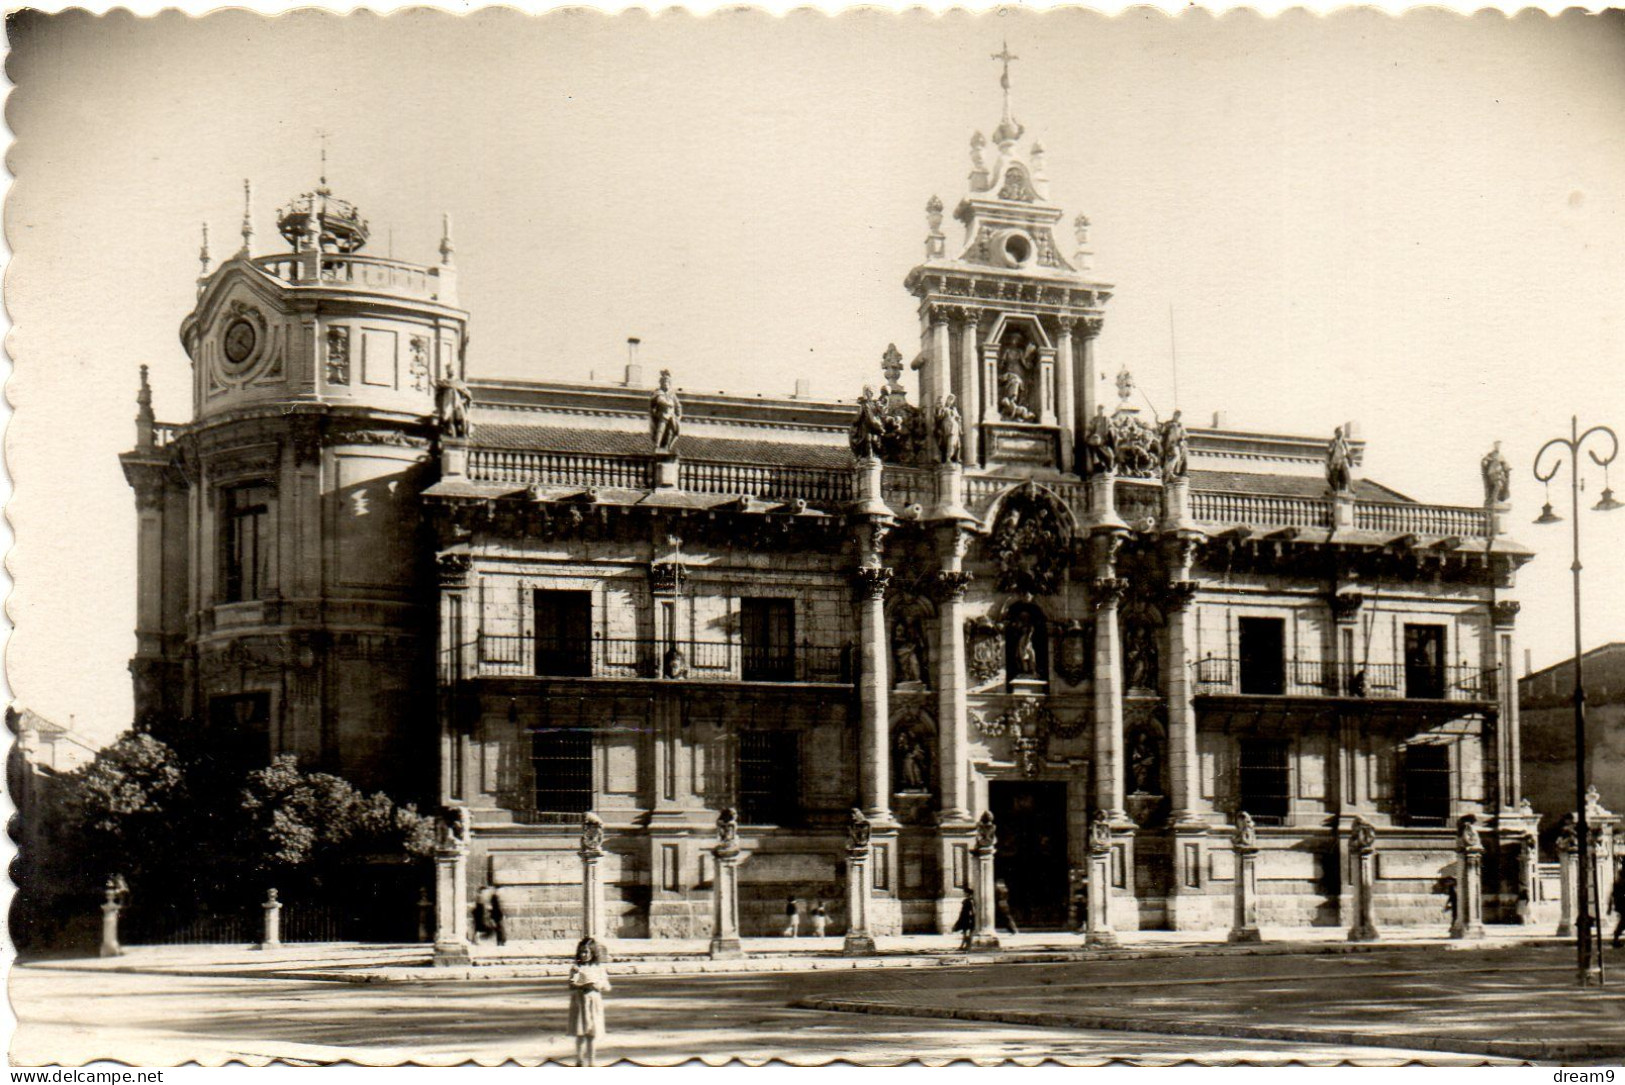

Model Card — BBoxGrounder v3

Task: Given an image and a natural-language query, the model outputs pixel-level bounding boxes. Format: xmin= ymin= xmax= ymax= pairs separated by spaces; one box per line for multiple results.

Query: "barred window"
xmin=1403 ymin=743 xmax=1452 ymax=825
xmin=1237 ymin=738 xmax=1290 ymax=824
xmin=532 ymin=728 xmax=593 ymax=814
xmin=741 ymin=598 xmax=795 ymax=682
xmin=738 ymin=730 xmax=799 ymax=824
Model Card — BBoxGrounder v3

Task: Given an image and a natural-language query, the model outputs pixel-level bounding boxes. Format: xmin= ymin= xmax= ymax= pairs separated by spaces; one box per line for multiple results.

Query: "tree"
xmin=64 ymin=731 xmax=188 ymax=893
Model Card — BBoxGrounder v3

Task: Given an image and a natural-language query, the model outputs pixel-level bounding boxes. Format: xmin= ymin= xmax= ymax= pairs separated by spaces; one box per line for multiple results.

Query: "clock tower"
xmin=121 ymin=174 xmax=468 ymax=801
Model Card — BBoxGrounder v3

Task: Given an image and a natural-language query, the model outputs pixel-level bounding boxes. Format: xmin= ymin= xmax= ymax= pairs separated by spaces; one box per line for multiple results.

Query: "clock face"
xmin=223 ymin=319 xmax=258 ymax=365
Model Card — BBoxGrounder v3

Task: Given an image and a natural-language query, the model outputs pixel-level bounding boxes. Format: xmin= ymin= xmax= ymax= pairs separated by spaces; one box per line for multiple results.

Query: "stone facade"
xmin=125 ymin=77 xmax=1542 ymax=938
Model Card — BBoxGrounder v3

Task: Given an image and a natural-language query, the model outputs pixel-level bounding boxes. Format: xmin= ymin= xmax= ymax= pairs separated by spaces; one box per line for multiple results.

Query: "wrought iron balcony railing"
xmin=453 ymin=632 xmax=855 ymax=685
xmin=1192 ymin=657 xmax=1497 ymax=702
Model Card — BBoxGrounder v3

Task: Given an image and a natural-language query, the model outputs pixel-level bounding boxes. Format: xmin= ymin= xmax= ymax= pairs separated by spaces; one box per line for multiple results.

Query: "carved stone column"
xmin=1228 ymin=820 xmax=1262 ymax=943
xmin=99 ymin=883 xmax=123 ymax=959
xmin=969 ymin=813 xmax=1001 ymax=951
xmin=956 ymin=315 xmax=982 ymax=465
xmin=710 ymin=849 xmax=743 ymax=960
xmin=931 ymin=555 xmax=974 ymax=822
xmin=433 ymin=835 xmax=472 ymax=967
xmin=580 ymin=814 xmax=607 ymax=943
xmin=843 ymin=826 xmax=878 ymax=956
xmin=1092 ymin=575 xmax=1129 ymax=819
xmin=1558 ymin=831 xmax=1578 ymax=937
xmin=1491 ymin=601 xmax=1521 ymax=809
xmin=928 ymin=311 xmax=952 ymax=450
xmin=1164 ymin=580 xmax=1201 ymax=822
xmin=1055 ymin=322 xmax=1076 ymax=473
xmin=855 ymin=562 xmax=894 ymax=820
xmin=1086 ymin=815 xmax=1119 ymax=948
xmin=259 ymin=888 xmax=283 ymax=950
xmin=1347 ymin=818 xmax=1379 ymax=943
xmin=1451 ymin=839 xmax=1486 ymax=940
xmin=1076 ymin=317 xmax=1103 ymax=447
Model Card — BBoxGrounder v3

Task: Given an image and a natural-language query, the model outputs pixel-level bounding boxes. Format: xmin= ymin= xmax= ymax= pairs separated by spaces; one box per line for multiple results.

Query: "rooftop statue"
xmin=1481 ymin=440 xmax=1511 ymax=506
xmin=1083 ymin=405 xmax=1117 ymax=476
xmin=650 ymin=369 xmax=682 ymax=454
xmin=849 ymin=386 xmax=888 ymax=461
xmin=436 ymin=375 xmax=473 ymax=439
xmin=1326 ymin=426 xmax=1353 ymax=494
xmin=934 ymin=394 xmax=963 ymax=466
xmin=1159 ymin=410 xmax=1189 ymax=481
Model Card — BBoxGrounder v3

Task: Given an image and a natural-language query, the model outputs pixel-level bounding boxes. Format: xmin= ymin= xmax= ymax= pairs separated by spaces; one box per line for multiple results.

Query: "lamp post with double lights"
xmin=1533 ymin=415 xmax=1621 ymax=987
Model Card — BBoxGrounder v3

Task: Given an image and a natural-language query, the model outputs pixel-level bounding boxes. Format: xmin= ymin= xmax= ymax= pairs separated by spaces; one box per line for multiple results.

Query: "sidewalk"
xmin=21 ymin=924 xmax=1574 ymax=983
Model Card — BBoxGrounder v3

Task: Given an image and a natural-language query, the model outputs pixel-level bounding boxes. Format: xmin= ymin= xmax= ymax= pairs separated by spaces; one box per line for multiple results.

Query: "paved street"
xmin=14 ymin=943 xmax=1602 ymax=1066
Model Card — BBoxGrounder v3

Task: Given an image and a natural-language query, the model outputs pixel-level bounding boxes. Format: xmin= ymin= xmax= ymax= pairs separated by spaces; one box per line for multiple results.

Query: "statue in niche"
xmin=649 ymin=369 xmax=683 ymax=453
xmin=435 ymin=374 xmax=473 ymax=439
xmin=1481 ymin=441 xmax=1511 ymax=506
xmin=849 ymin=386 xmax=888 ymax=461
xmin=934 ymin=394 xmax=963 ymax=465
xmin=1159 ymin=410 xmax=1189 ymax=481
xmin=1233 ymin=810 xmax=1257 ymax=850
xmin=1128 ymin=730 xmax=1160 ymax=796
xmin=997 ymin=332 xmax=1037 ymax=422
xmin=1326 ymin=426 xmax=1354 ymax=494
xmin=847 ymin=807 xmax=872 ymax=851
xmin=894 ymin=727 xmax=932 ymax=792
xmin=1007 ymin=610 xmax=1042 ymax=680
xmin=1083 ymin=405 xmax=1117 ymax=476
xmin=891 ymin=617 xmax=928 ymax=688
xmin=1121 ymin=598 xmax=1160 ymax=692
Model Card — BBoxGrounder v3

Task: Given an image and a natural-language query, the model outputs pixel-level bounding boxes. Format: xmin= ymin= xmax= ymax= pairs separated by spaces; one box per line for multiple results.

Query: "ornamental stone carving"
xmin=849 ymin=386 xmax=889 ymax=461
xmin=927 ymin=569 xmax=974 ymax=603
xmin=988 ymin=482 xmax=1073 ymax=596
xmin=1233 ymin=810 xmax=1257 ymax=850
xmin=1330 ymin=592 xmax=1365 ymax=623
xmin=1089 ymin=809 xmax=1113 ymax=855
xmin=716 ymin=807 xmax=739 ymax=852
xmin=437 ymin=552 xmax=473 ymax=587
xmin=964 ymin=616 xmax=1004 ymax=684
xmin=974 ymin=811 xmax=997 ymax=852
xmin=1456 ymin=813 xmax=1482 ymax=854
xmin=846 ymin=808 xmax=872 ymax=852
xmin=325 ymin=327 xmax=351 ymax=385
xmin=580 ymin=812 xmax=606 ymax=860
xmin=1491 ymin=600 xmax=1521 ymax=627
xmin=852 ymin=565 xmax=894 ymax=602
xmin=649 ymin=561 xmax=688 ymax=596
xmin=1111 ymin=411 xmax=1161 ymax=479
xmin=1350 ymin=815 xmax=1377 ymax=855
xmin=1092 ymin=577 xmax=1129 ymax=611
xmin=1056 ymin=620 xmax=1092 ymax=686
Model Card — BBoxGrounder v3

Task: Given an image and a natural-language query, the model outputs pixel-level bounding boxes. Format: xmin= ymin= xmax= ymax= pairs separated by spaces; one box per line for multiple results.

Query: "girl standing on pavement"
xmin=567 ymin=937 xmax=612 ymax=1067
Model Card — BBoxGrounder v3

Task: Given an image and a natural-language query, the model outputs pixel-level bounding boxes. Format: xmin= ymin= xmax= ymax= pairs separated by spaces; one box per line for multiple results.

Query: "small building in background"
xmin=1520 ymin=643 xmax=1625 ymax=846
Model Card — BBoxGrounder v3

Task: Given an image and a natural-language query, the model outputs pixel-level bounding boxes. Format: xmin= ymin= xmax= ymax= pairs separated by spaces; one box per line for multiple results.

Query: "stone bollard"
xmin=1557 ymin=825 xmax=1578 ymax=938
xmin=1516 ymin=832 xmax=1538 ymax=925
xmin=1228 ymin=812 xmax=1262 ymax=944
xmin=968 ymin=812 xmax=1000 ymax=951
xmin=580 ymin=812 xmax=607 ymax=944
xmin=98 ymin=881 xmax=123 ymax=959
xmin=1347 ymin=815 xmax=1379 ymax=942
xmin=432 ymin=806 xmax=473 ymax=967
xmin=842 ymin=809 xmax=878 ymax=955
xmin=258 ymin=888 xmax=283 ymax=950
xmin=709 ymin=807 xmax=744 ymax=960
xmin=1450 ymin=816 xmax=1485 ymax=940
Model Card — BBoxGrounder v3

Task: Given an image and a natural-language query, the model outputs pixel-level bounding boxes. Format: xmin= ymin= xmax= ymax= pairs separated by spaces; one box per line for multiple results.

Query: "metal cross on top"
xmin=992 ymin=41 xmax=1019 ymax=89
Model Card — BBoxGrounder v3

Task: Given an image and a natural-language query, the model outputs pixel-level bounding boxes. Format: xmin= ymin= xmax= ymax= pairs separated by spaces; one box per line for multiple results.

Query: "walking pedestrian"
xmin=994 ymin=879 xmax=1021 ymax=936
xmin=782 ymin=896 xmax=801 ymax=937
xmin=567 ymin=937 xmax=612 ymax=1067
xmin=811 ymin=900 xmax=828 ymax=938
xmin=474 ymin=884 xmax=506 ymax=946
xmin=953 ymin=891 xmax=975 ymax=950
xmin=1439 ymin=875 xmax=1458 ymax=927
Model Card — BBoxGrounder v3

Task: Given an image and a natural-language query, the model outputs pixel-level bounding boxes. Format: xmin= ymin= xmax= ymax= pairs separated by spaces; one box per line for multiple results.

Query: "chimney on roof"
xmin=625 ymin=337 xmax=643 ymax=387
xmin=1211 ymin=410 xmax=1229 ymax=429
xmin=794 ymin=378 xmax=811 ymax=399
xmin=1525 ymin=648 xmax=1532 ymax=677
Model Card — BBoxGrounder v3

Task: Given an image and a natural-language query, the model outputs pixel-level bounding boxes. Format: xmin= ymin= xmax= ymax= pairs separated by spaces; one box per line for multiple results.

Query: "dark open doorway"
xmin=989 ymin=780 xmax=1070 ymax=930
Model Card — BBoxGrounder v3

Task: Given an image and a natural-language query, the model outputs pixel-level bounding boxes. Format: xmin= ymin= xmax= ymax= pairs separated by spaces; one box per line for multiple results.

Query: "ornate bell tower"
xmin=122 ymin=168 xmax=468 ymax=802
xmin=904 ymin=45 xmax=1112 ymax=474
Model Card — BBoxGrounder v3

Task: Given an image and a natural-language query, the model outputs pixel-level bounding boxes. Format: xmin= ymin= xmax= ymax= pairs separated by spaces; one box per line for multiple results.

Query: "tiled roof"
xmin=474 ymin=423 xmax=856 ymax=470
xmin=1189 ymin=469 xmax=1414 ymax=504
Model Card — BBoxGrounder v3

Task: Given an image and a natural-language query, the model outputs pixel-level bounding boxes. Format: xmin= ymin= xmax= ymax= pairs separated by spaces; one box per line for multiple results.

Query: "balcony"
xmin=451 ymin=632 xmax=855 ymax=685
xmin=1193 ymin=657 xmax=1497 ymax=703
xmin=251 ymin=252 xmax=456 ymax=305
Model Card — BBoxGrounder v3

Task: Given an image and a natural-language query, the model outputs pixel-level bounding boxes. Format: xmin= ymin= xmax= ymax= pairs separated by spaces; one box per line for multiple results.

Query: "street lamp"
xmin=1533 ymin=415 xmax=1620 ymax=987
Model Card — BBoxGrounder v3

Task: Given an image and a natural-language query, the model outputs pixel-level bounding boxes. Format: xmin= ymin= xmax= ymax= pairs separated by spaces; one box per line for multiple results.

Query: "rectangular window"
xmin=741 ymin=598 xmax=795 ymax=682
xmin=221 ymin=483 xmax=271 ymax=603
xmin=1404 ymin=624 xmax=1447 ymax=699
xmin=1237 ymin=617 xmax=1286 ymax=695
xmin=738 ymin=730 xmax=799 ymax=824
xmin=531 ymin=728 xmax=593 ymax=814
xmin=1237 ymin=738 xmax=1290 ymax=824
xmin=208 ymin=692 xmax=271 ymax=768
xmin=534 ymin=590 xmax=593 ymax=677
xmin=1403 ymin=743 xmax=1452 ymax=825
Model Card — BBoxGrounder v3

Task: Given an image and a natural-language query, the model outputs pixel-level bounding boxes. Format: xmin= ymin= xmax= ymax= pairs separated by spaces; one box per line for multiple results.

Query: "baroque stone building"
xmin=124 ymin=73 xmax=1539 ymax=937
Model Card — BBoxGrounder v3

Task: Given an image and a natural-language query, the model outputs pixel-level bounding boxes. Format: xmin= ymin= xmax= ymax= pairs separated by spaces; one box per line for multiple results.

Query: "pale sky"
xmin=6 ymin=9 xmax=1625 ymax=747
